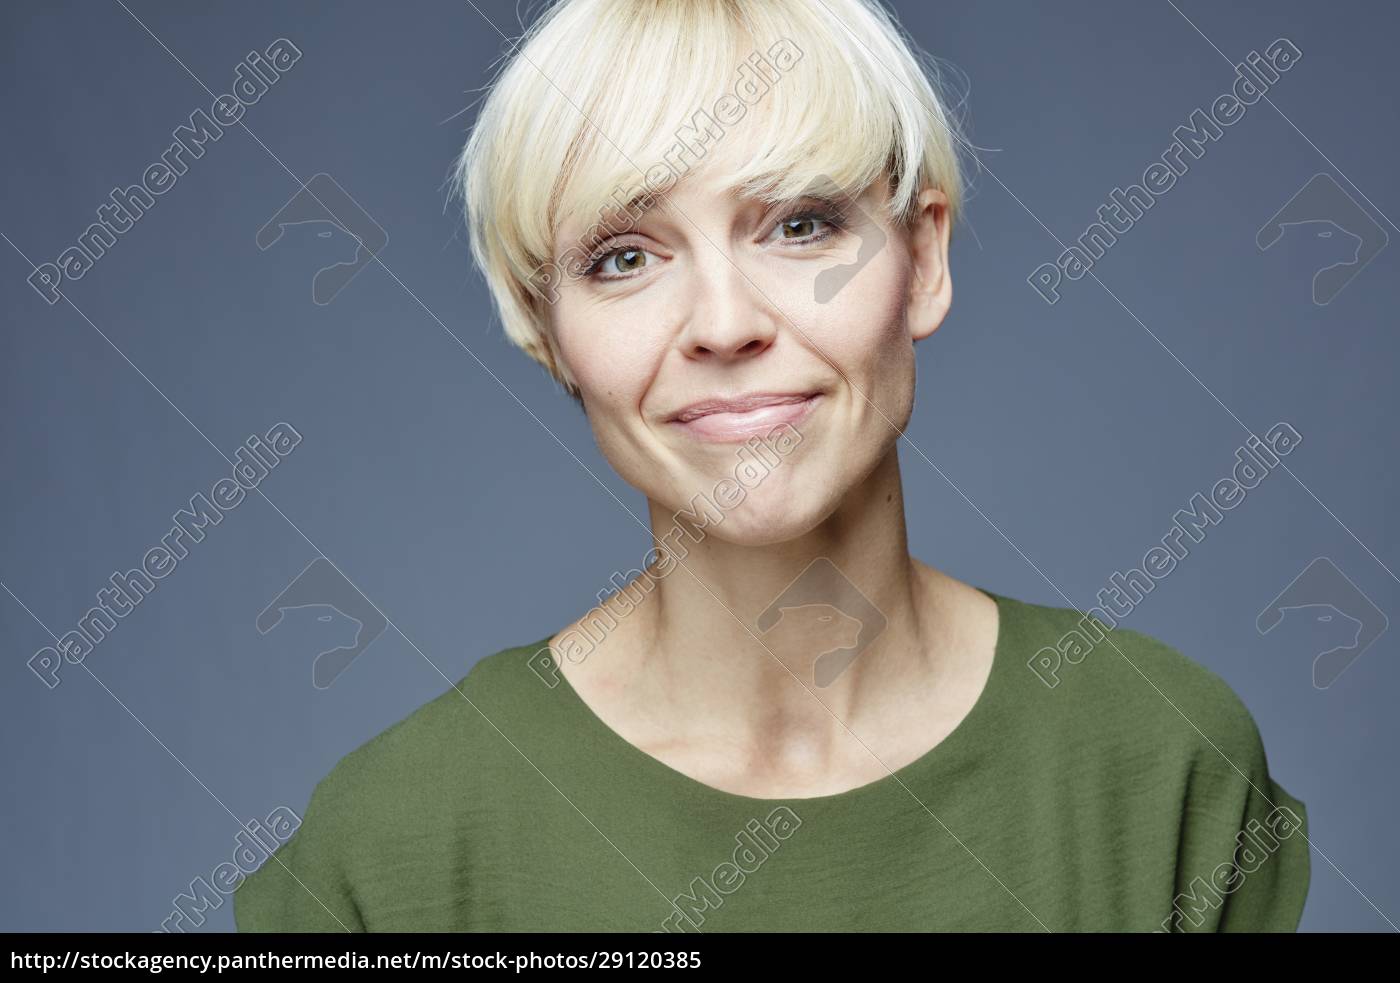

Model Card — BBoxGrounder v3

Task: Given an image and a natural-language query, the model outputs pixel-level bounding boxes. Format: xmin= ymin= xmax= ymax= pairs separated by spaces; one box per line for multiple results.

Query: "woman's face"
xmin=547 ymin=165 xmax=951 ymax=546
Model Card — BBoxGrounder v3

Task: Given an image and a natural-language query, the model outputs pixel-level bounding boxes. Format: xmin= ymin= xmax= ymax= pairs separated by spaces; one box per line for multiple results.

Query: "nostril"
xmin=686 ymin=334 xmax=770 ymax=360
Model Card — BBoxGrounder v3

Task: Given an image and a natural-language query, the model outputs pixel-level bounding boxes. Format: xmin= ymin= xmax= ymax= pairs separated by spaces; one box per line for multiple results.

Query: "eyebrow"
xmin=598 ymin=189 xmax=668 ymax=233
xmin=558 ymin=191 xmax=670 ymax=262
xmin=559 ymin=181 xmax=854 ymax=262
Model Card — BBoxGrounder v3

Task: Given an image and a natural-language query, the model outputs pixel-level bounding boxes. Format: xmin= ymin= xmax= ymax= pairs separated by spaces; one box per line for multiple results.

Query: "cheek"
xmin=550 ymin=297 xmax=660 ymax=406
xmin=791 ymin=249 xmax=913 ymax=386
xmin=550 ymin=297 xmax=674 ymax=488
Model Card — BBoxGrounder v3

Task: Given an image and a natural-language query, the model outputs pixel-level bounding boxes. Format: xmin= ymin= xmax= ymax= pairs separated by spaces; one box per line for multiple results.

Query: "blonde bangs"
xmin=454 ymin=0 xmax=966 ymax=392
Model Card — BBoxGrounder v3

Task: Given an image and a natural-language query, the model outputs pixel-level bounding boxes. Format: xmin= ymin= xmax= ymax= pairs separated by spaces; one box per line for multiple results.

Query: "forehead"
xmin=551 ymin=83 xmax=887 ymax=243
xmin=554 ymin=141 xmax=764 ymax=234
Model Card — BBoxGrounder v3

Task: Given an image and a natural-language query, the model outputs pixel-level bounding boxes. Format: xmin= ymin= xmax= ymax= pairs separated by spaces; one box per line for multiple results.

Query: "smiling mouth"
xmin=670 ymin=392 xmax=821 ymax=442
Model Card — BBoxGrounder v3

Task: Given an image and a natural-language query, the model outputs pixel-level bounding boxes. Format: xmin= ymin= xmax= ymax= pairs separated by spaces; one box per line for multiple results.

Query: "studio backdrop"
xmin=1 ymin=0 xmax=1396 ymax=933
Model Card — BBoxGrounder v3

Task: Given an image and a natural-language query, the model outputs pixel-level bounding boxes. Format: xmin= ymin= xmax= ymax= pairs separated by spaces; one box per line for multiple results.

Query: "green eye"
xmin=611 ymin=249 xmax=646 ymax=272
xmin=589 ymin=247 xmax=650 ymax=279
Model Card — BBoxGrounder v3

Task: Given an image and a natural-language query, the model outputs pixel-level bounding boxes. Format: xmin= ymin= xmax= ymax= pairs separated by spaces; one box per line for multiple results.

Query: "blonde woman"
xmin=235 ymin=0 xmax=1309 ymax=932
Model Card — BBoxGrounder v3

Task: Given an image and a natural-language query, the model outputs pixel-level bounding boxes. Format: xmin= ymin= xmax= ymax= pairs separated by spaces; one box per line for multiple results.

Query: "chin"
xmin=688 ymin=476 xmax=842 ymax=548
xmin=721 ymin=506 xmax=827 ymax=548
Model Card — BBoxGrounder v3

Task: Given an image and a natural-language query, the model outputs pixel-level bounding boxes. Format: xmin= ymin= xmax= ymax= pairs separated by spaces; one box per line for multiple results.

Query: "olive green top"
xmin=234 ymin=592 xmax=1309 ymax=932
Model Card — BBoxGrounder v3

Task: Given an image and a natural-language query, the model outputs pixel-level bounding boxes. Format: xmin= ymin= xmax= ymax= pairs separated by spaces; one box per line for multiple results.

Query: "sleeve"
xmin=1214 ymin=777 xmax=1310 ymax=932
xmin=233 ymin=778 xmax=367 ymax=933
xmin=1163 ymin=705 xmax=1311 ymax=933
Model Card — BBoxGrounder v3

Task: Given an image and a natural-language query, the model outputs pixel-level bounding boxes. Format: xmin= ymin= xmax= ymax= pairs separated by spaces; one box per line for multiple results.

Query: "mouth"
xmin=669 ymin=391 xmax=822 ymax=442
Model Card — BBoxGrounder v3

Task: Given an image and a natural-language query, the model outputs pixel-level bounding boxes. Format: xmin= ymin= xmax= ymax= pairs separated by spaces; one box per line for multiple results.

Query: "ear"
xmin=905 ymin=187 xmax=952 ymax=342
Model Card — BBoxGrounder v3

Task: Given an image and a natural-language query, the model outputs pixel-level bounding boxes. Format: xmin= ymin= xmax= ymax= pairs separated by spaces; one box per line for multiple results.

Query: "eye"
xmin=766 ymin=209 xmax=840 ymax=245
xmin=586 ymin=245 xmax=656 ymax=280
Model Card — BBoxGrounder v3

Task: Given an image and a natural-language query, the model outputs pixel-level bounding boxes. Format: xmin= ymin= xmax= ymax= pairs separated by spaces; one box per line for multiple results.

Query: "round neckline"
xmin=535 ymin=587 xmax=1013 ymax=808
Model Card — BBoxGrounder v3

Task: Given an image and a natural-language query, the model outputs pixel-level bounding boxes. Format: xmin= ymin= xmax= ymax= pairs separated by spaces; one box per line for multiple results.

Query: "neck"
xmin=613 ymin=448 xmax=955 ymax=726
xmin=551 ymin=446 xmax=1001 ymax=796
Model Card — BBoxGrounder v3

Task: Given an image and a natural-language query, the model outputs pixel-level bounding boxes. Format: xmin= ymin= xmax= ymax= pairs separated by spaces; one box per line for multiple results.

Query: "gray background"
xmin=1 ymin=0 xmax=1395 ymax=932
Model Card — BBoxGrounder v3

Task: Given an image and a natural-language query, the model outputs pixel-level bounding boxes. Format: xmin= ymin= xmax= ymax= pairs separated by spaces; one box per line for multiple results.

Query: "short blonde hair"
xmin=453 ymin=0 xmax=965 ymax=395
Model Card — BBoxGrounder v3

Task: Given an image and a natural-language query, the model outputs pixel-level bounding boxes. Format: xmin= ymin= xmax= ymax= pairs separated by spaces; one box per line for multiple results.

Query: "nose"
xmin=676 ymin=255 xmax=780 ymax=363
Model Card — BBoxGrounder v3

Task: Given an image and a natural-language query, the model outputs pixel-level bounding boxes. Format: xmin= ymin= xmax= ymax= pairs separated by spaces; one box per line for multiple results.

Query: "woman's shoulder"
xmin=997 ymin=594 xmax=1312 ymax=930
xmin=995 ymin=592 xmax=1271 ymax=772
xmin=317 ymin=636 xmax=555 ymax=797
xmin=234 ymin=637 xmax=556 ymax=930
xmin=268 ymin=638 xmax=553 ymax=845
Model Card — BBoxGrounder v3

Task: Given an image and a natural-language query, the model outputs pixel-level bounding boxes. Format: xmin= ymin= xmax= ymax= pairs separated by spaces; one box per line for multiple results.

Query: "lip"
xmin=669 ymin=391 xmax=821 ymax=442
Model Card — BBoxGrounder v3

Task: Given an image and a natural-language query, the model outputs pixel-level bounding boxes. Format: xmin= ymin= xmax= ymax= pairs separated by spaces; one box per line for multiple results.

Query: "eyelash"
xmin=581 ymin=205 xmax=845 ymax=282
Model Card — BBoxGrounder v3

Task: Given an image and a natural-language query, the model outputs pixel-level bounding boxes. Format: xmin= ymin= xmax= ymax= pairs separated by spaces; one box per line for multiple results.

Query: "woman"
xmin=235 ymin=0 xmax=1309 ymax=932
